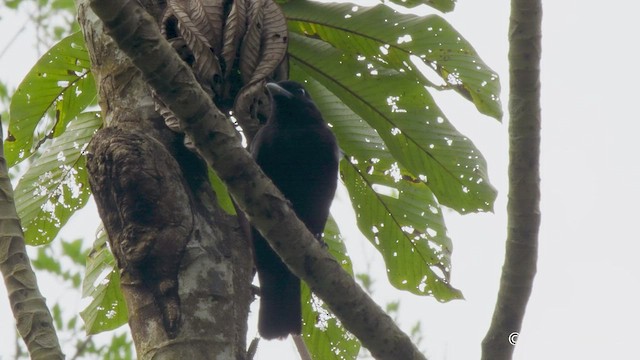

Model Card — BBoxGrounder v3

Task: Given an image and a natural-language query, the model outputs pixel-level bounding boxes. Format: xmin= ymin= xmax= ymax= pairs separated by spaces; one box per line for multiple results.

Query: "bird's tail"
xmin=257 ymin=268 xmax=302 ymax=340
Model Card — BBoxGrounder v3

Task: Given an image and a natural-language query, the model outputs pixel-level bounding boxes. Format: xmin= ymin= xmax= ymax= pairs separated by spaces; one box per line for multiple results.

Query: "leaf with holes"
xmin=284 ymin=0 xmax=501 ymax=120
xmin=341 ymin=161 xmax=462 ymax=300
xmin=289 ymin=34 xmax=495 ymax=214
xmin=81 ymin=225 xmax=128 ymax=334
xmin=292 ymin=67 xmax=460 ymax=300
xmin=14 ymin=112 xmax=101 ymax=245
xmin=6 ymin=31 xmax=96 ymax=166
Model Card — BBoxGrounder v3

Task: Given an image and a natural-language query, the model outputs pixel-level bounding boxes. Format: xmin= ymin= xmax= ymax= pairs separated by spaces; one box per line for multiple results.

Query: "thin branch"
xmin=292 ymin=335 xmax=312 ymax=360
xmin=481 ymin=0 xmax=542 ymax=359
xmin=88 ymin=0 xmax=426 ymax=358
xmin=0 ymin=19 xmax=28 ymax=61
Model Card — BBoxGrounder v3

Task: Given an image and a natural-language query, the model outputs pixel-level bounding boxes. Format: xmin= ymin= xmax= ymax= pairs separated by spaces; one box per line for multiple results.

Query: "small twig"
xmin=0 ymin=19 xmax=28 ymax=61
xmin=246 ymin=337 xmax=260 ymax=360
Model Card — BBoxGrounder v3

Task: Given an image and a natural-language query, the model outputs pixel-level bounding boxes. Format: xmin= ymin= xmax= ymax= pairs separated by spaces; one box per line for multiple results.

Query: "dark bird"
xmin=250 ymin=80 xmax=339 ymax=340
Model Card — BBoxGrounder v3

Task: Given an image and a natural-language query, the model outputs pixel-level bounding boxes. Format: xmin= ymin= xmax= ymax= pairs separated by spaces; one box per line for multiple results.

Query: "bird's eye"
xmin=297 ymin=88 xmax=307 ymax=96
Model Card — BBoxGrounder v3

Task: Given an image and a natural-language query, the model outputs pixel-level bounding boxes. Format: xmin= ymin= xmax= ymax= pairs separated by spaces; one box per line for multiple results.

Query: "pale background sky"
xmin=1 ymin=1 xmax=639 ymax=359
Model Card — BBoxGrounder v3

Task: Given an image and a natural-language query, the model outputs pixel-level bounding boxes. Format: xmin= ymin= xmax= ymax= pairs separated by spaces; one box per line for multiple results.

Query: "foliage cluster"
xmin=2 ymin=0 xmax=501 ymax=358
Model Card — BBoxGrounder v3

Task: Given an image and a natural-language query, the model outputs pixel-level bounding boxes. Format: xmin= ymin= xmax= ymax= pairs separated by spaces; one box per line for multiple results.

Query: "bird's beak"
xmin=266 ymin=82 xmax=293 ymax=99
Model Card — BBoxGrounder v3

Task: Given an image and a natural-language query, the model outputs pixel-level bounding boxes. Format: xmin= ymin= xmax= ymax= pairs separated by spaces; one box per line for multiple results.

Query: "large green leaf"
xmin=340 ymin=162 xmax=462 ymax=300
xmin=289 ymin=34 xmax=496 ymax=214
xmin=302 ymin=217 xmax=360 ymax=360
xmin=81 ymin=225 xmax=128 ymax=334
xmin=293 ymin=66 xmax=461 ymax=300
xmin=283 ymin=0 xmax=501 ymax=120
xmin=6 ymin=30 xmax=96 ymax=166
xmin=14 ymin=112 xmax=101 ymax=245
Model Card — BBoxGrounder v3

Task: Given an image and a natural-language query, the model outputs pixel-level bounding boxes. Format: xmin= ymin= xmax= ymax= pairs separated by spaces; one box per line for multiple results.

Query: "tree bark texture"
xmin=86 ymin=0 xmax=427 ymax=359
xmin=78 ymin=2 xmax=253 ymax=359
xmin=482 ymin=1 xmax=542 ymax=359
xmin=0 ymin=125 xmax=64 ymax=359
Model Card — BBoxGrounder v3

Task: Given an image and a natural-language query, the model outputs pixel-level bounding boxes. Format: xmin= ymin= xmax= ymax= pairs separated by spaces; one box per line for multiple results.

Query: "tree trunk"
xmin=482 ymin=0 xmax=542 ymax=359
xmin=77 ymin=2 xmax=253 ymax=359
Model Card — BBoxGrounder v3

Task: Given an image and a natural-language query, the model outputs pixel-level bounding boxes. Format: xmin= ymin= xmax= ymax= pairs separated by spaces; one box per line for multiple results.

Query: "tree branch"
xmin=0 ymin=122 xmax=64 ymax=359
xmin=88 ymin=0 xmax=426 ymax=358
xmin=482 ymin=1 xmax=541 ymax=359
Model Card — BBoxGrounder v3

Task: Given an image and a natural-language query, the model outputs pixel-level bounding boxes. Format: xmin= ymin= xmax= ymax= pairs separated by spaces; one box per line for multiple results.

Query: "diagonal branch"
xmin=88 ymin=0 xmax=427 ymax=359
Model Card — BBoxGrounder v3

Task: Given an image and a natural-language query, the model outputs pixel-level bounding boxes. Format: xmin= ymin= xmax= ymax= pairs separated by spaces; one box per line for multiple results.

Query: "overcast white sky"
xmin=2 ymin=1 xmax=640 ymax=359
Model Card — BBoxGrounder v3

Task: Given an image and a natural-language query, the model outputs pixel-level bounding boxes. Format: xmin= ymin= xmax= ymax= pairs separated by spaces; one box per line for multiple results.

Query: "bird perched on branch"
xmin=250 ymin=80 xmax=339 ymax=340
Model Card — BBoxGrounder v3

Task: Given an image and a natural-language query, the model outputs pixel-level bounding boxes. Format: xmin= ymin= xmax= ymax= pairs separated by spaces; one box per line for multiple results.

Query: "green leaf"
xmin=52 ymin=304 xmax=63 ymax=330
xmin=61 ymin=238 xmax=86 ymax=266
xmin=81 ymin=225 xmax=128 ymax=334
xmin=341 ymin=161 xmax=462 ymax=300
xmin=67 ymin=316 xmax=77 ymax=330
xmin=386 ymin=300 xmax=400 ymax=314
xmin=32 ymin=247 xmax=62 ymax=275
xmin=323 ymin=216 xmax=355 ymax=276
xmin=0 ymin=81 xmax=9 ymax=103
xmin=302 ymin=216 xmax=360 ymax=360
xmin=284 ymin=0 xmax=501 ymax=120
xmin=355 ymin=273 xmax=373 ymax=293
xmin=70 ymin=273 xmax=82 ymax=288
xmin=6 ymin=30 xmax=96 ymax=166
xmin=51 ymin=0 xmax=76 ymax=12
xmin=103 ymin=333 xmax=134 ymax=360
xmin=14 ymin=112 xmax=101 ymax=245
xmin=4 ymin=0 xmax=21 ymax=9
xmin=385 ymin=0 xmax=456 ymax=12
xmin=209 ymin=168 xmax=236 ymax=215
xmin=289 ymin=34 xmax=496 ymax=214
xmin=292 ymin=65 xmax=462 ymax=300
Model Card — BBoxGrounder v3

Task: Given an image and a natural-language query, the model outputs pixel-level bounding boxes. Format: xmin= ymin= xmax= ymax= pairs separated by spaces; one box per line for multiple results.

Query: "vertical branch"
xmin=482 ymin=0 xmax=542 ymax=359
xmin=0 ymin=123 xmax=64 ymax=360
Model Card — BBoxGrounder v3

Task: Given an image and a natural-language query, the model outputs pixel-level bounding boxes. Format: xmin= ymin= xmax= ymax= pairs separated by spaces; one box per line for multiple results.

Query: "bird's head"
xmin=265 ymin=81 xmax=323 ymax=126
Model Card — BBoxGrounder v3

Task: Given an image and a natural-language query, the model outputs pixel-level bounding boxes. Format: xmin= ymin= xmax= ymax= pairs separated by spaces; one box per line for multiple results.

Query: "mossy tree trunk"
xmin=77 ymin=2 xmax=253 ymax=359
